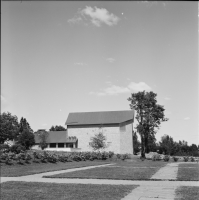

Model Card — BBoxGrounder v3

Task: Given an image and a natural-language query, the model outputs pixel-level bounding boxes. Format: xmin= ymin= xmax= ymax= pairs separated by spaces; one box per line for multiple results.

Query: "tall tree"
xmin=128 ymin=91 xmax=168 ymax=159
xmin=159 ymin=134 xmax=175 ymax=155
xmin=0 ymin=112 xmax=19 ymax=144
xmin=49 ymin=125 xmax=66 ymax=131
xmin=19 ymin=117 xmax=33 ymax=134
xmin=16 ymin=117 xmax=34 ymax=149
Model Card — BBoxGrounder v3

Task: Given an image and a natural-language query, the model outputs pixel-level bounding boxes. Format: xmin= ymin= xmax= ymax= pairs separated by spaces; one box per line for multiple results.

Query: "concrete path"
xmin=1 ymin=163 xmax=114 ymax=183
xmin=151 ymin=162 xmax=179 ymax=180
xmin=122 ymin=162 xmax=198 ymax=200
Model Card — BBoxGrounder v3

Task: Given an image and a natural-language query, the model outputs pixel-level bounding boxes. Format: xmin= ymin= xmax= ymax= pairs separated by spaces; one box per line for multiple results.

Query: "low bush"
xmin=190 ymin=157 xmax=195 ymax=162
xmin=0 ymin=144 xmax=10 ymax=153
xmin=183 ymin=156 xmax=189 ymax=162
xmin=173 ymin=156 xmax=179 ymax=162
xmin=163 ymin=155 xmax=170 ymax=162
xmin=10 ymin=144 xmax=26 ymax=154
xmin=152 ymin=154 xmax=161 ymax=161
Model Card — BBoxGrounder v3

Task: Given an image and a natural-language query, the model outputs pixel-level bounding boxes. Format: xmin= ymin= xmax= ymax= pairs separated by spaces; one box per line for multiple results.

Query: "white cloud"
xmin=184 ymin=117 xmax=190 ymax=120
xmin=42 ymin=123 xmax=47 ymax=126
xmin=128 ymin=82 xmax=151 ymax=92
xmin=164 ymin=97 xmax=171 ymax=100
xmin=68 ymin=16 xmax=83 ymax=24
xmin=106 ymin=58 xmax=115 ymax=63
xmin=68 ymin=6 xmax=120 ymax=27
xmin=74 ymin=62 xmax=87 ymax=66
xmin=90 ymin=82 xmax=151 ymax=96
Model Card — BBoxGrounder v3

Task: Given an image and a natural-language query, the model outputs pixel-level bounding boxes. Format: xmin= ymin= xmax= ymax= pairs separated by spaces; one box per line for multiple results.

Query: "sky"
xmin=1 ymin=1 xmax=198 ymax=145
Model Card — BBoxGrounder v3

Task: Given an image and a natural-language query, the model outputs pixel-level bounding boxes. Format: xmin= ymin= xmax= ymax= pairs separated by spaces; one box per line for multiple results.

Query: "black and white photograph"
xmin=1 ymin=1 xmax=198 ymax=200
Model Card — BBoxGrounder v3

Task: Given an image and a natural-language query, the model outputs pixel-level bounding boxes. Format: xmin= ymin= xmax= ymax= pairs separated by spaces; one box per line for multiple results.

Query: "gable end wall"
xmin=67 ymin=125 xmax=121 ymax=153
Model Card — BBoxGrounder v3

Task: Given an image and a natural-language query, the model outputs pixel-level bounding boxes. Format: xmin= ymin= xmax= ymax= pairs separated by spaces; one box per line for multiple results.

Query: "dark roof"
xmin=34 ymin=131 xmax=77 ymax=143
xmin=65 ymin=110 xmax=134 ymax=126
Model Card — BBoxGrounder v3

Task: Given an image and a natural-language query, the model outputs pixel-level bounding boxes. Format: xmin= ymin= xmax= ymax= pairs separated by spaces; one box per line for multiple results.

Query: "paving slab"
xmin=150 ymin=163 xmax=179 ymax=180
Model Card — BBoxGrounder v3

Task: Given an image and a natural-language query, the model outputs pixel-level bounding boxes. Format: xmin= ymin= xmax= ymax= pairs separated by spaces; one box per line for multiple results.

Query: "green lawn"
xmin=44 ymin=160 xmax=166 ymax=180
xmin=0 ymin=160 xmax=111 ymax=177
xmin=177 ymin=163 xmax=199 ymax=181
xmin=175 ymin=186 xmax=199 ymax=200
xmin=178 ymin=163 xmax=199 ymax=168
xmin=115 ymin=159 xmax=167 ymax=168
xmin=1 ymin=181 xmax=138 ymax=200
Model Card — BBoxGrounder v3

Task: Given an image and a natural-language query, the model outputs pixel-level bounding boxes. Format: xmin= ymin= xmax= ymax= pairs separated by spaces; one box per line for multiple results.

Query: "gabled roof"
xmin=34 ymin=131 xmax=77 ymax=143
xmin=65 ymin=110 xmax=134 ymax=126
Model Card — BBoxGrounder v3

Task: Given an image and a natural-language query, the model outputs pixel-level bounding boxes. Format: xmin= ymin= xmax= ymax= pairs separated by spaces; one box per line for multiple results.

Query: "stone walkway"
xmin=122 ymin=162 xmax=198 ymax=200
xmin=151 ymin=162 xmax=179 ymax=180
xmin=1 ymin=162 xmax=199 ymax=200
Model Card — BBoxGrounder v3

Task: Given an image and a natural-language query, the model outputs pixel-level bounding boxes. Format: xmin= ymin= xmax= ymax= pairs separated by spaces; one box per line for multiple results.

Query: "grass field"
xmin=175 ymin=186 xmax=199 ymax=200
xmin=177 ymin=163 xmax=199 ymax=181
xmin=0 ymin=181 xmax=138 ymax=200
xmin=44 ymin=160 xmax=167 ymax=180
xmin=0 ymin=160 xmax=111 ymax=177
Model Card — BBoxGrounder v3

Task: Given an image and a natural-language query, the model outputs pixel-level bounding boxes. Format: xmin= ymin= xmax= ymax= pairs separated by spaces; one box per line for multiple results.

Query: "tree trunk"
xmin=145 ymin=133 xmax=149 ymax=153
xmin=141 ymin=134 xmax=146 ymax=159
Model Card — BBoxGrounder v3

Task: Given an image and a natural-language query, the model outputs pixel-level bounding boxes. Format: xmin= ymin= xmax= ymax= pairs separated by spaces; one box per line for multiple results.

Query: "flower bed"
xmin=0 ymin=149 xmax=131 ymax=166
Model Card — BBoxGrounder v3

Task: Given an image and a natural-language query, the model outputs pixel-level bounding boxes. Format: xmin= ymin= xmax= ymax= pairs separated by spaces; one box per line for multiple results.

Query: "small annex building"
xmin=33 ymin=131 xmax=78 ymax=152
xmin=66 ymin=110 xmax=134 ymax=154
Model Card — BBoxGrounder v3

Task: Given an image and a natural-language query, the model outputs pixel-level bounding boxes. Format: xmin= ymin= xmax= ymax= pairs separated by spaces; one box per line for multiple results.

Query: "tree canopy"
xmin=16 ymin=129 xmax=35 ymax=150
xmin=128 ymin=91 xmax=168 ymax=158
xmin=49 ymin=125 xmax=66 ymax=131
xmin=0 ymin=112 xmax=19 ymax=144
xmin=19 ymin=117 xmax=33 ymax=133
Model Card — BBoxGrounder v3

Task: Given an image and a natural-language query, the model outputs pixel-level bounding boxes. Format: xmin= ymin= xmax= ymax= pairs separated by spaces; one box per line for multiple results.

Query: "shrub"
xmin=10 ymin=144 xmax=26 ymax=154
xmin=152 ymin=154 xmax=161 ymax=161
xmin=0 ymin=144 xmax=10 ymax=153
xmin=108 ymin=151 xmax=114 ymax=158
xmin=47 ymin=154 xmax=58 ymax=163
xmin=173 ymin=156 xmax=179 ymax=162
xmin=5 ymin=156 xmax=13 ymax=165
xmin=163 ymin=155 xmax=170 ymax=162
xmin=190 ymin=157 xmax=195 ymax=162
xmin=183 ymin=156 xmax=189 ymax=162
xmin=116 ymin=154 xmax=121 ymax=159
xmin=25 ymin=153 xmax=32 ymax=163
xmin=16 ymin=153 xmax=24 ymax=164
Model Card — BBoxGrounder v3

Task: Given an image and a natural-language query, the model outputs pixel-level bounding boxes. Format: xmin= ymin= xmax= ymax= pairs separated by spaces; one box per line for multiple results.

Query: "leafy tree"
xmin=159 ymin=134 xmax=175 ymax=155
xmin=128 ymin=91 xmax=168 ymax=159
xmin=147 ymin=134 xmax=157 ymax=153
xmin=16 ymin=129 xmax=35 ymax=150
xmin=0 ymin=112 xmax=19 ymax=144
xmin=49 ymin=125 xmax=66 ymax=131
xmin=35 ymin=130 xmax=49 ymax=150
xmin=89 ymin=131 xmax=108 ymax=151
xmin=133 ymin=131 xmax=141 ymax=154
xmin=19 ymin=117 xmax=33 ymax=134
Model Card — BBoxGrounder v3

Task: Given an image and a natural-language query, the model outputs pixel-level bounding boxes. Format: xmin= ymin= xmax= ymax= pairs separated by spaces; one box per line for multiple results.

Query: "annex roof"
xmin=34 ymin=131 xmax=77 ymax=143
xmin=65 ymin=110 xmax=134 ymax=126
